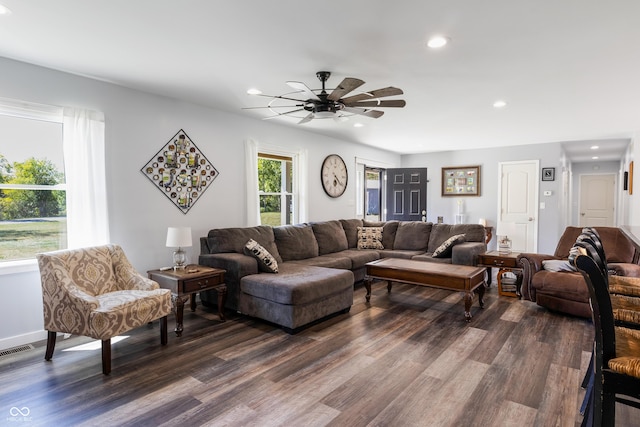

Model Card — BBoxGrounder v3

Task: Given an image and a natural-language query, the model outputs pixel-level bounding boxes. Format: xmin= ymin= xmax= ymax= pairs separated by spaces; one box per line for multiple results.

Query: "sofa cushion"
xmin=340 ymin=219 xmax=364 ymax=248
xmin=285 ymin=255 xmax=352 ymax=269
xmin=357 ymin=226 xmax=384 ymax=249
xmin=207 ymin=226 xmax=282 ymax=263
xmin=394 ymin=221 xmax=432 ymax=251
xmin=326 ymin=249 xmax=380 ymax=269
xmin=427 ymin=224 xmax=483 ymax=253
xmin=532 ymin=270 xmax=590 ymax=303
xmin=380 ymin=249 xmax=426 ymax=259
xmin=363 ymin=220 xmax=399 ymax=249
xmin=243 ymin=239 xmax=278 ymax=273
xmin=432 ymin=234 xmax=466 ymax=258
xmin=274 ymin=224 xmax=319 ymax=261
xmin=312 ymin=220 xmax=349 ymax=255
xmin=554 ymin=226 xmax=636 ymax=263
xmin=240 ymin=264 xmax=353 ymax=305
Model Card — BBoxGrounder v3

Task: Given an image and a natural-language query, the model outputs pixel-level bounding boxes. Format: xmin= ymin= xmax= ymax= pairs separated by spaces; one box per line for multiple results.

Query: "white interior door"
xmin=498 ymin=160 xmax=539 ymax=252
xmin=579 ymin=174 xmax=616 ymax=226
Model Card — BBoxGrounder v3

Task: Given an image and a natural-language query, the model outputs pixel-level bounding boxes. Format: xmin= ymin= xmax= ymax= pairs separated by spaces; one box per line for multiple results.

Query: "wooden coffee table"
xmin=364 ymin=258 xmax=486 ymax=321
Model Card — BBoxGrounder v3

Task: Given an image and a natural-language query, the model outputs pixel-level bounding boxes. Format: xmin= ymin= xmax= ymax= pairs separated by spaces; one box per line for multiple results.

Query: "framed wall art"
xmin=141 ymin=129 xmax=219 ymax=214
xmin=441 ymin=165 xmax=481 ymax=196
xmin=542 ymin=167 xmax=555 ymax=181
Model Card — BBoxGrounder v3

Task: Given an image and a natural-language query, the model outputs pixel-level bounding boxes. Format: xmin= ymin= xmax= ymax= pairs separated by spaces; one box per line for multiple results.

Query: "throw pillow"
xmin=432 ymin=234 xmax=466 ymax=258
xmin=542 ymin=259 xmax=577 ymax=272
xmin=243 ymin=239 xmax=278 ymax=273
xmin=357 ymin=226 xmax=384 ymax=250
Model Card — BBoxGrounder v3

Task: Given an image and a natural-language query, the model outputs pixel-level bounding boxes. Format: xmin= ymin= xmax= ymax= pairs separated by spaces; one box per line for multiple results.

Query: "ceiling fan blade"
xmin=341 ymin=87 xmax=404 ymax=104
xmin=327 ymin=78 xmax=365 ymax=101
xmin=286 ymin=81 xmax=321 ymax=101
xmin=344 ymin=100 xmax=406 ymax=108
xmin=262 ymin=108 xmax=304 ymax=120
xmin=253 ymin=93 xmax=308 ymax=103
xmin=242 ymin=104 xmax=303 ymax=110
xmin=298 ymin=113 xmax=314 ymax=124
xmin=343 ymin=107 xmax=384 ymax=119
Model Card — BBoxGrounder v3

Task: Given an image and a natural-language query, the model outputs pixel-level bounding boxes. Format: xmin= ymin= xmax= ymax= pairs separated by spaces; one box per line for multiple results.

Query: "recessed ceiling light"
xmin=493 ymin=100 xmax=507 ymax=108
xmin=354 ymin=123 xmax=364 ymax=128
xmin=0 ymin=4 xmax=12 ymax=15
xmin=246 ymin=88 xmax=262 ymax=95
xmin=590 ymin=145 xmax=599 ymax=150
xmin=592 ymin=156 xmax=599 ymax=160
xmin=427 ymin=36 xmax=448 ymax=49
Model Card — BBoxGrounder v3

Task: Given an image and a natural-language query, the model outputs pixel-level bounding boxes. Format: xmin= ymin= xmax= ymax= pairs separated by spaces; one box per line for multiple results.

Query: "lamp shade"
xmin=166 ymin=227 xmax=192 ymax=248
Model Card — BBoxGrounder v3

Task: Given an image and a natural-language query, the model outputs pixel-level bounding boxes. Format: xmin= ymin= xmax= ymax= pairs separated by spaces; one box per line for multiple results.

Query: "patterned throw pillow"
xmin=432 ymin=234 xmax=466 ymax=258
xmin=357 ymin=226 xmax=384 ymax=250
xmin=243 ymin=239 xmax=278 ymax=273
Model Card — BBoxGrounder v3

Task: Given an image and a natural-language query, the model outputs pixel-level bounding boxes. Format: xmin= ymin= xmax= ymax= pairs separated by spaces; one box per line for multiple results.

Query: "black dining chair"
xmin=575 ymin=254 xmax=640 ymax=427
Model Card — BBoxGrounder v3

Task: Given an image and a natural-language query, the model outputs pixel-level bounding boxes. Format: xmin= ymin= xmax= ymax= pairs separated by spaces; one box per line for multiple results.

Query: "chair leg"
xmin=580 ymin=371 xmax=594 ymax=415
xmin=101 ymin=338 xmax=111 ymax=375
xmin=160 ymin=316 xmax=168 ymax=346
xmin=582 ymin=351 xmax=593 ymax=388
xmin=44 ymin=331 xmax=56 ymax=361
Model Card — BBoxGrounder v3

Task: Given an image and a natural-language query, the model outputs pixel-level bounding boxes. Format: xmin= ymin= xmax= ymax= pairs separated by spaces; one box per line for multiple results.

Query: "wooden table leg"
xmin=387 ymin=280 xmax=393 ymax=293
xmin=464 ymin=292 xmax=473 ymax=322
xmin=216 ymin=285 xmax=227 ymax=321
xmin=476 ymin=284 xmax=485 ymax=308
xmin=364 ymin=278 xmax=372 ymax=302
xmin=190 ymin=294 xmax=197 ymax=312
xmin=172 ymin=294 xmax=190 ymax=337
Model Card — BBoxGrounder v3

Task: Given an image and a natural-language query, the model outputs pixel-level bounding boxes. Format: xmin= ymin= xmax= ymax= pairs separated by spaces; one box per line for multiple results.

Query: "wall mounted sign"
xmin=542 ymin=167 xmax=555 ymax=181
xmin=441 ymin=165 xmax=480 ymax=196
xmin=141 ymin=129 xmax=218 ymax=214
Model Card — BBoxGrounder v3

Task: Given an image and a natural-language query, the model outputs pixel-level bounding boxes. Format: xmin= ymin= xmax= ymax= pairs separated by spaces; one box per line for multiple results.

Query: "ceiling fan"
xmin=244 ymin=71 xmax=406 ymax=124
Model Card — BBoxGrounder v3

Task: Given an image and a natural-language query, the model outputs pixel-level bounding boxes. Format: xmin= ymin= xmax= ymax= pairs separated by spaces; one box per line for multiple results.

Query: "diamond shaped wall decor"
xmin=141 ymin=129 xmax=218 ymax=214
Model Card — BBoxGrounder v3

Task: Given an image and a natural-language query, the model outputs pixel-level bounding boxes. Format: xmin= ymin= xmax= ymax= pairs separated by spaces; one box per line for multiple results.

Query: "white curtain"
xmin=245 ymin=139 xmax=260 ymax=226
xmin=295 ymin=149 xmax=308 ymax=223
xmin=63 ymin=108 xmax=110 ymax=248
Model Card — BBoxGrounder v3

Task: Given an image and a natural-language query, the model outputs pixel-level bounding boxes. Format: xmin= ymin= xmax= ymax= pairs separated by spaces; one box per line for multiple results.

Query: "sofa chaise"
xmin=199 ymin=219 xmax=487 ymax=332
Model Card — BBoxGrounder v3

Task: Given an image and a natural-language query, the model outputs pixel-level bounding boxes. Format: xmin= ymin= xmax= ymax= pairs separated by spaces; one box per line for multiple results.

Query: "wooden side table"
xmin=477 ymin=251 xmax=522 ymax=298
xmin=148 ymin=265 xmax=226 ymax=336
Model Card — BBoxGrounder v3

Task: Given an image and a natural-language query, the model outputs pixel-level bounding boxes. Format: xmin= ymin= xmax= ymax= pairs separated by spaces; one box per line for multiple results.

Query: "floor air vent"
xmin=0 ymin=344 xmax=35 ymax=357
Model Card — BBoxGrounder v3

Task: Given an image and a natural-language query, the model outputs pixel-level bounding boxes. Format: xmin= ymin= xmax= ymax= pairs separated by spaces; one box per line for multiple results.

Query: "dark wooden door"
xmin=385 ymin=168 xmax=428 ymax=221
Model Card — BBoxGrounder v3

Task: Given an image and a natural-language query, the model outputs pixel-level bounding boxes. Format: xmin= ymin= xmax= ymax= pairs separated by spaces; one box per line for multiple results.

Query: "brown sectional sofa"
xmin=199 ymin=219 xmax=486 ymax=332
xmin=518 ymin=226 xmax=640 ymax=318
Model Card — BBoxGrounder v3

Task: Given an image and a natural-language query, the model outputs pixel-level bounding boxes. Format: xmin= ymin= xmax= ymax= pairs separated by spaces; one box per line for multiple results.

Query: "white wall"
xmin=401 ymin=143 xmax=565 ymax=254
xmin=0 ymin=57 xmax=400 ymax=349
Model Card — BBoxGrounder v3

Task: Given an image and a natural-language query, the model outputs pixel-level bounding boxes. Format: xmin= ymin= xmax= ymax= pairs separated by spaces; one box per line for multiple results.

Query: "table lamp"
xmin=166 ymin=226 xmax=192 ymax=270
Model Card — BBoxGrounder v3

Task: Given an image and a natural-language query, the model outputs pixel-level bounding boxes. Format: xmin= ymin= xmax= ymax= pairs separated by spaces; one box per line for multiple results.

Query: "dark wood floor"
xmin=2 ymin=281 xmax=639 ymax=426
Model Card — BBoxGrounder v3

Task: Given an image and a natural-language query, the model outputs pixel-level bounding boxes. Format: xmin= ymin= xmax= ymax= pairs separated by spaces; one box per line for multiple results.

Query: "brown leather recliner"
xmin=517 ymin=226 xmax=640 ymax=318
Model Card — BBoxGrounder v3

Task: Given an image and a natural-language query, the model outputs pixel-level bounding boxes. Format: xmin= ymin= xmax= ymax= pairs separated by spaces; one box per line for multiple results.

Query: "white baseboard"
xmin=0 ymin=330 xmax=48 ymax=351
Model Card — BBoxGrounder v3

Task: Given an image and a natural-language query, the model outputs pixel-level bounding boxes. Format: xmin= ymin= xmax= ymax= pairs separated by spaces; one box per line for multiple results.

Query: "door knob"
xmin=581 ymin=213 xmax=585 ymax=216
xmin=528 ymin=217 xmax=534 ymax=221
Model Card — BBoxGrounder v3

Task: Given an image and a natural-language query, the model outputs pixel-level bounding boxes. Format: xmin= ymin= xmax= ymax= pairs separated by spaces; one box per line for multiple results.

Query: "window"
xmin=365 ymin=167 xmax=382 ymax=221
xmin=258 ymin=153 xmax=294 ymax=226
xmin=0 ymin=109 xmax=66 ymax=262
xmin=0 ymin=99 xmax=108 ymax=267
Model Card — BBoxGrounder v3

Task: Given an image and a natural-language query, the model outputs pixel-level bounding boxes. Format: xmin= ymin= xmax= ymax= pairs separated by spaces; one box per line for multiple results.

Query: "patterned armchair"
xmin=37 ymin=244 xmax=172 ymax=374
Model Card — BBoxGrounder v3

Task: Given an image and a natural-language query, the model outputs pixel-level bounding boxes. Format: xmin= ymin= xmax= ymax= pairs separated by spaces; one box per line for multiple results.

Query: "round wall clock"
xmin=321 ymin=154 xmax=348 ymax=198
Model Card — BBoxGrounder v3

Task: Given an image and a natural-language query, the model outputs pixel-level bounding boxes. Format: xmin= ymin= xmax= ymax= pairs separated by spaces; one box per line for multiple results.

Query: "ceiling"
xmin=0 ymin=1 xmax=637 ymax=161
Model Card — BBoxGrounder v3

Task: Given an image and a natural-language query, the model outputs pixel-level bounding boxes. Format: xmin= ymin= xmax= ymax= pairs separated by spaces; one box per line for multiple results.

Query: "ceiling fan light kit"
xmin=244 ymin=71 xmax=405 ymax=124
